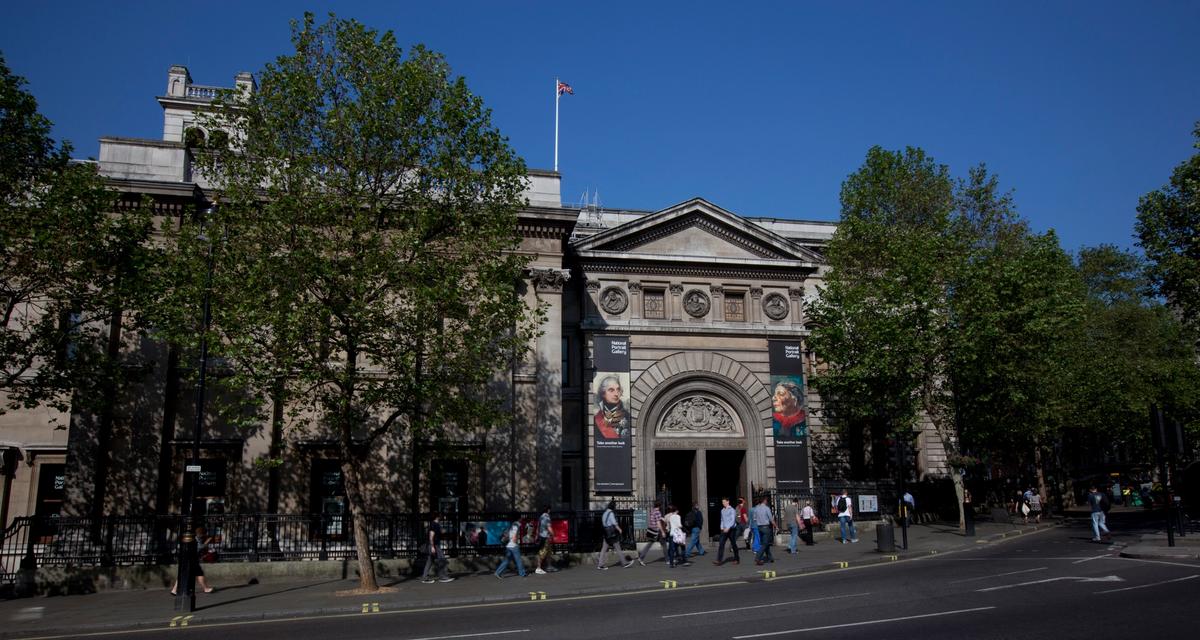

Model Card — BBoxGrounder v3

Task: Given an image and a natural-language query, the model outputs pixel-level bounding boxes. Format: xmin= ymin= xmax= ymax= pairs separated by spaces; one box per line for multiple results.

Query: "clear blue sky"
xmin=3 ymin=1 xmax=1197 ymax=252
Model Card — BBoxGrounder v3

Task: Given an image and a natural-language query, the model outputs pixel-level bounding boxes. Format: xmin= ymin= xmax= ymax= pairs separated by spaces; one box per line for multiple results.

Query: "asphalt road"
xmin=46 ymin=517 xmax=1200 ymax=640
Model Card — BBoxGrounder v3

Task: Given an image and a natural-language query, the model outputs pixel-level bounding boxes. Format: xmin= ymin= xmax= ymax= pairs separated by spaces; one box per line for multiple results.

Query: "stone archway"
xmin=629 ymin=352 xmax=772 ymax=506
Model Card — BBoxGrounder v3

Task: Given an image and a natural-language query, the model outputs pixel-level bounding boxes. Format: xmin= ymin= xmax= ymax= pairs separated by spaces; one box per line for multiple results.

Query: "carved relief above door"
xmin=656 ymin=395 xmax=743 ymax=438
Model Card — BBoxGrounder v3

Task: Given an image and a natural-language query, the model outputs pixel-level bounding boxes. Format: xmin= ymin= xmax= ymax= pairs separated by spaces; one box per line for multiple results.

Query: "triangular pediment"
xmin=571 ymin=198 xmax=822 ymax=264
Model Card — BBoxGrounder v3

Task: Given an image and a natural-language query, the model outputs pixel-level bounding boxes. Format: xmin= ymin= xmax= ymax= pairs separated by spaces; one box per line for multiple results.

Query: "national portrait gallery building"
xmin=0 ymin=67 xmax=949 ymax=532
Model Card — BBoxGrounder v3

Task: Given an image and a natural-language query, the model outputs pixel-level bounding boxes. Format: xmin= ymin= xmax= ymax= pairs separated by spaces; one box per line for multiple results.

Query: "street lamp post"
xmin=174 ymin=206 xmax=216 ymax=613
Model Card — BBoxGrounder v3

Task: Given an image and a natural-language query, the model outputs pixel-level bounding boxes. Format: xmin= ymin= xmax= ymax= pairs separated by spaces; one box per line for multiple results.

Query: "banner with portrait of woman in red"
xmin=770 ymin=341 xmax=810 ymax=489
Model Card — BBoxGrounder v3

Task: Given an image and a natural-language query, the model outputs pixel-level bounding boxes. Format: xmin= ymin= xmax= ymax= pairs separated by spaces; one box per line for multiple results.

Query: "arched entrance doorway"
xmin=632 ymin=353 xmax=771 ymax=537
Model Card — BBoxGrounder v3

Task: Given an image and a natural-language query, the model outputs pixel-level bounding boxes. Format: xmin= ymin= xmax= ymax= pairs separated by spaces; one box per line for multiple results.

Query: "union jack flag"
xmin=557 ymin=81 xmax=574 ymax=96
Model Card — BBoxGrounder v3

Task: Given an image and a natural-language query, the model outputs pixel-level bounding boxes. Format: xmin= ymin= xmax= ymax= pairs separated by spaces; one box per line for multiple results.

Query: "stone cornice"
xmin=577 ymin=260 xmax=813 ymax=281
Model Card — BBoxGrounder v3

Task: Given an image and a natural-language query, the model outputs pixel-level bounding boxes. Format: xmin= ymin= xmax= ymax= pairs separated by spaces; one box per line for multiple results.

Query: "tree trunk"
xmin=340 ymin=341 xmax=379 ymax=591
xmin=341 ymin=452 xmax=378 ymax=591
xmin=1034 ymin=445 xmax=1048 ymax=503
xmin=267 ymin=377 xmax=285 ymax=515
xmin=951 ymin=468 xmax=966 ymax=531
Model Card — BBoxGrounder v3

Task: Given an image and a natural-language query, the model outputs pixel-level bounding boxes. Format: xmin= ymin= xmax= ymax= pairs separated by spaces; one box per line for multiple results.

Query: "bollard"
xmin=876 ymin=522 xmax=895 ymax=552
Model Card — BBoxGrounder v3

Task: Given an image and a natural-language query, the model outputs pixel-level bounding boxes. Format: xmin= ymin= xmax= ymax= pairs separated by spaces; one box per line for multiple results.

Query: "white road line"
xmin=662 ymin=593 xmax=871 ymax=618
xmin=731 ymin=607 xmax=996 ymax=638
xmin=1113 ymin=556 xmax=1200 ymax=569
xmin=977 ymin=575 xmax=1122 ymax=592
xmin=1095 ymin=574 xmax=1199 ymax=594
xmin=948 ymin=567 xmax=1048 ymax=584
xmin=408 ymin=631 xmax=530 ymax=640
xmin=1073 ymin=554 xmax=1112 ymax=564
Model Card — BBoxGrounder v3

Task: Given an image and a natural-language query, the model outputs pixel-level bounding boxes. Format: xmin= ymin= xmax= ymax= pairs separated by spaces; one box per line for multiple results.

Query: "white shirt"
xmin=801 ymin=505 xmax=815 ymax=520
xmin=506 ymin=523 xmax=519 ymax=549
xmin=667 ymin=512 xmax=683 ymax=535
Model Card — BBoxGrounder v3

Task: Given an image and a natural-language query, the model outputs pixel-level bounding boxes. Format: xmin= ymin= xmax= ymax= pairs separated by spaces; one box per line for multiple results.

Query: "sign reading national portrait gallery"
xmin=592 ymin=335 xmax=632 ymax=492
xmin=769 ymin=341 xmax=810 ymax=489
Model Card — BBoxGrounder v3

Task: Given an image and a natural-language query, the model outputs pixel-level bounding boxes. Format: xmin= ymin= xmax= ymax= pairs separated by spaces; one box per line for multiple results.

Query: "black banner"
xmin=769 ymin=341 xmax=810 ymax=489
xmin=593 ymin=335 xmax=632 ymax=492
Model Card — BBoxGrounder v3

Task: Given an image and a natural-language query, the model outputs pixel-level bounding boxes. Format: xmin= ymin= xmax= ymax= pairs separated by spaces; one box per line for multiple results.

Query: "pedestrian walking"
xmin=421 ymin=512 xmax=455 ymax=583
xmin=736 ymin=497 xmax=751 ymax=550
xmin=597 ymin=500 xmax=634 ymax=569
xmin=1027 ymin=491 xmax=1043 ymax=524
xmin=685 ymin=503 xmax=706 ymax=558
xmin=835 ymin=489 xmax=858 ymax=543
xmin=902 ymin=491 xmax=915 ymax=526
xmin=666 ymin=503 xmax=690 ymax=567
xmin=1014 ymin=490 xmax=1030 ymax=524
xmin=169 ymin=525 xmax=217 ymax=595
xmin=1087 ymin=486 xmax=1112 ymax=542
xmin=495 ymin=521 xmax=527 ymax=578
xmin=535 ymin=505 xmax=556 ymax=574
xmin=714 ymin=497 xmax=740 ymax=565
xmin=785 ymin=500 xmax=801 ymax=554
xmin=752 ymin=495 xmax=776 ymax=564
xmin=636 ymin=500 xmax=667 ymax=565
xmin=800 ymin=500 xmax=817 ymax=546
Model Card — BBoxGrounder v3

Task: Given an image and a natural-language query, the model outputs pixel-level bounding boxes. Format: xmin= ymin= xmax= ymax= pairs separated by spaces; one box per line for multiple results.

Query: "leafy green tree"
xmin=808 ymin=146 xmax=965 ymax=520
xmin=159 ymin=15 xmax=538 ymax=592
xmin=948 ymin=168 xmax=1085 ymax=501
xmin=1065 ymin=246 xmax=1199 ymax=468
xmin=811 ymin=148 xmax=1087 ymax=525
xmin=0 ymin=54 xmax=155 ymax=517
xmin=1136 ymin=123 xmax=1200 ymax=332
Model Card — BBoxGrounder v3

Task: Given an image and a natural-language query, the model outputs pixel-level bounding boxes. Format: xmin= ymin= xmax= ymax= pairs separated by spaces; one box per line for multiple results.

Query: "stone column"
xmin=710 ymin=286 xmax=725 ymax=323
xmin=528 ymin=268 xmax=570 ymax=509
xmin=585 ymin=281 xmax=602 ymax=323
xmin=669 ymin=284 xmax=684 ymax=322
xmin=789 ymin=287 xmax=804 ymax=327
xmin=749 ymin=287 xmax=763 ymax=324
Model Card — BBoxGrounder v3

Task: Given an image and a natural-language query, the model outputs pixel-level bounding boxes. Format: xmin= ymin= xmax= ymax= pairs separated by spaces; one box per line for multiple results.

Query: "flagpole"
xmin=554 ymin=77 xmax=560 ymax=172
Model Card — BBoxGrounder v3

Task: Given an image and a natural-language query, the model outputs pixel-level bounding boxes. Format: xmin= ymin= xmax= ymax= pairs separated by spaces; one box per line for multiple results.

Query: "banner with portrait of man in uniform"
xmin=592 ymin=336 xmax=633 ymax=492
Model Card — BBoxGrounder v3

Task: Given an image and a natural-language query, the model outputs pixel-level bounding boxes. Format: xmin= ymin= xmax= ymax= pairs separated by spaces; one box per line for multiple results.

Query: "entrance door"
xmin=654 ymin=450 xmax=695 ymax=512
xmin=705 ymin=450 xmax=745 ymax=537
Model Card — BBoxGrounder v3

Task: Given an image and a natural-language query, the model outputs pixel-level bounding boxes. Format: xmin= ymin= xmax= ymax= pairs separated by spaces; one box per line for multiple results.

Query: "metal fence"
xmin=1 ymin=509 xmax=645 ymax=588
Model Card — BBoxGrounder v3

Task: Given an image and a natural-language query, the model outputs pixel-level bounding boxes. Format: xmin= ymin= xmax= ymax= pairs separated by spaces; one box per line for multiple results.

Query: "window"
xmin=643 ymin=289 xmax=666 ymax=319
xmin=724 ymin=293 xmax=746 ymax=322
xmin=309 ymin=459 xmax=346 ymax=538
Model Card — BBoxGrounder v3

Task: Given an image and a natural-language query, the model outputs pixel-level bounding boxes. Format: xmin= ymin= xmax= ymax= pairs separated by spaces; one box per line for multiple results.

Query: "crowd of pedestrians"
xmin=412 ymin=492 xmax=846 ymax=586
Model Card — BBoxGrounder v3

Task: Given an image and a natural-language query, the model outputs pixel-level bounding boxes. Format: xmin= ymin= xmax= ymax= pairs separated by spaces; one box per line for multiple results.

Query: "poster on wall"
xmin=593 ymin=335 xmax=633 ymax=492
xmin=769 ymin=340 xmax=810 ymax=489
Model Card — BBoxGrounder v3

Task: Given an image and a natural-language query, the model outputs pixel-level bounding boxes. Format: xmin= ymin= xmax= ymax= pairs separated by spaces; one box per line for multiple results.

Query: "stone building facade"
xmin=0 ymin=66 xmax=948 ymax=531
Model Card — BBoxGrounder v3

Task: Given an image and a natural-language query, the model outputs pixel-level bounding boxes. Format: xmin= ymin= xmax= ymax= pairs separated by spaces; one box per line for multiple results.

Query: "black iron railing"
xmin=1 ymin=509 xmax=641 ymax=587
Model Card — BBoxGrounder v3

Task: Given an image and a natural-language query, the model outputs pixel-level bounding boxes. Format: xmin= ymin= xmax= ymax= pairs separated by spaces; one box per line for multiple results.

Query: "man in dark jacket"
xmin=685 ymin=503 xmax=706 ymax=558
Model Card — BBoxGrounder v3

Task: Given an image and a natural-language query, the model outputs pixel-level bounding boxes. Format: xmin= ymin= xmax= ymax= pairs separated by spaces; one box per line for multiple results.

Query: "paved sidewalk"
xmin=0 ymin=519 xmax=1057 ymax=639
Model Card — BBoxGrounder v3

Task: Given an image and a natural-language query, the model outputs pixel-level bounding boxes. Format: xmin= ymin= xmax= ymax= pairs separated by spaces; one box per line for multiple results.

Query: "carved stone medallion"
xmin=763 ymin=293 xmax=789 ymax=320
xmin=683 ymin=289 xmax=710 ymax=318
xmin=599 ymin=286 xmax=629 ymax=314
xmin=657 ymin=396 xmax=737 ymax=434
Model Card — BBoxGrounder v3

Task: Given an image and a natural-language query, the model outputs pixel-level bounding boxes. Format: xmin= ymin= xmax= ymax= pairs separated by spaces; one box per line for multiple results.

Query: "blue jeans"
xmin=788 ymin=522 xmax=799 ymax=553
xmin=839 ymin=516 xmax=857 ymax=542
xmin=686 ymin=527 xmax=705 ymax=556
xmin=1091 ymin=512 xmax=1109 ymax=540
xmin=495 ymin=546 xmax=525 ymax=577
xmin=755 ymin=525 xmax=775 ymax=562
